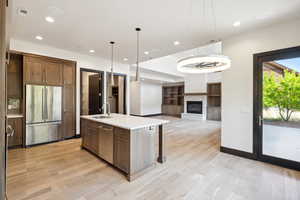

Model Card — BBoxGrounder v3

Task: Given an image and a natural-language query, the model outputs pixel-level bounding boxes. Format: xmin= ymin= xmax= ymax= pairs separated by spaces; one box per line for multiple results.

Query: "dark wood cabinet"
xmin=24 ymin=55 xmax=63 ymax=86
xmin=114 ymin=128 xmax=130 ymax=173
xmin=81 ymin=119 xmax=100 ymax=155
xmin=63 ymin=63 xmax=76 ymax=139
xmin=24 ymin=56 xmax=44 ymax=84
xmin=23 ymin=54 xmax=76 ymax=139
xmin=44 ymin=61 xmax=62 ymax=85
xmin=7 ymin=118 xmax=23 ymax=148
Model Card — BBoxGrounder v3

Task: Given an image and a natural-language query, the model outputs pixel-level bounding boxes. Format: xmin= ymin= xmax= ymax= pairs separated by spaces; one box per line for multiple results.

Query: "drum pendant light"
xmin=110 ymin=41 xmax=115 ymax=86
xmin=135 ymin=27 xmax=141 ymax=82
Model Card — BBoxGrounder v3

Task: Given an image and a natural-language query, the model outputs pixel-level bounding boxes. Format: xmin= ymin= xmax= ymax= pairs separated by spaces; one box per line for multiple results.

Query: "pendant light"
xmin=135 ymin=27 xmax=141 ymax=82
xmin=110 ymin=41 xmax=115 ymax=86
xmin=177 ymin=0 xmax=231 ymax=74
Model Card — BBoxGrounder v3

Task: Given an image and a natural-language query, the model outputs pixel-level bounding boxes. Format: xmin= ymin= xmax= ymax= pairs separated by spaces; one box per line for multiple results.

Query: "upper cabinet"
xmin=24 ymin=55 xmax=63 ymax=85
xmin=24 ymin=56 xmax=44 ymax=84
xmin=44 ymin=61 xmax=63 ymax=85
xmin=63 ymin=63 xmax=75 ymax=85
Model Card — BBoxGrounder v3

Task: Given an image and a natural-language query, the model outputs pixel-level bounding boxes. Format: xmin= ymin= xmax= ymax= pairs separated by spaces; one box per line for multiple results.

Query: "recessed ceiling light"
xmin=89 ymin=50 xmax=95 ymax=53
xmin=123 ymin=58 xmax=128 ymax=61
xmin=17 ymin=8 xmax=28 ymax=16
xmin=35 ymin=36 xmax=43 ymax=40
xmin=233 ymin=21 xmax=241 ymax=27
xmin=45 ymin=16 xmax=55 ymax=23
xmin=144 ymin=51 xmax=149 ymax=55
xmin=174 ymin=41 xmax=180 ymax=46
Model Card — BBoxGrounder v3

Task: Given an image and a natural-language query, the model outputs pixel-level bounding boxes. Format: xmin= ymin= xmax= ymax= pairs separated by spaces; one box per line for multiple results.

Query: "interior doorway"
xmin=254 ymin=46 xmax=300 ymax=170
xmin=106 ymin=73 xmax=126 ymax=114
xmin=80 ymin=69 xmax=104 ymax=115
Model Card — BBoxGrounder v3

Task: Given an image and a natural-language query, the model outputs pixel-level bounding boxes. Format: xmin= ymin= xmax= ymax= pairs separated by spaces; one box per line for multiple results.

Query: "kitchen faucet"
xmin=102 ymin=102 xmax=111 ymax=116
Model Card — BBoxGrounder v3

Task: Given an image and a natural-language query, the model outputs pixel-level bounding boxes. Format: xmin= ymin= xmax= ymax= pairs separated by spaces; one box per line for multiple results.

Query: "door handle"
xmin=7 ymin=125 xmax=15 ymax=137
xmin=259 ymin=115 xmax=263 ymax=126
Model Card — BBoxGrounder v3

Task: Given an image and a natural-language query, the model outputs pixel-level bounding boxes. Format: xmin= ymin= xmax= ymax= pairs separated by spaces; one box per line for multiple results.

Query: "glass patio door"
xmin=254 ymin=46 xmax=300 ymax=170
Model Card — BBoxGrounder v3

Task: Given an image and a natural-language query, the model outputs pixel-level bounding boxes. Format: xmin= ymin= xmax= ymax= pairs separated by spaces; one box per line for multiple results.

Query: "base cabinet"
xmin=81 ymin=120 xmax=100 ymax=155
xmin=81 ymin=118 xmax=157 ymax=181
xmin=7 ymin=118 xmax=23 ymax=148
xmin=114 ymin=128 xmax=130 ymax=173
xmin=99 ymin=125 xmax=114 ymax=164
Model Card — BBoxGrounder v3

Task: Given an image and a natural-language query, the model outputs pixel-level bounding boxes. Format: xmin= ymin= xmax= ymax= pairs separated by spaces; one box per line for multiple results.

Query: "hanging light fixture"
xmin=135 ymin=27 xmax=141 ymax=82
xmin=177 ymin=0 xmax=231 ymax=74
xmin=110 ymin=41 xmax=115 ymax=86
xmin=177 ymin=55 xmax=230 ymax=73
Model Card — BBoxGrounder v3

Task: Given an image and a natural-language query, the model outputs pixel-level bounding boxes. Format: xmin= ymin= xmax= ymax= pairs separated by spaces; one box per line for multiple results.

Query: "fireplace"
xmin=187 ymin=101 xmax=203 ymax=114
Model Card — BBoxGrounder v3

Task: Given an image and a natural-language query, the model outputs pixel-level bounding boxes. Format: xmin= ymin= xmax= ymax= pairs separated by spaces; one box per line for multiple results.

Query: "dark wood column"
xmin=157 ymin=124 xmax=166 ymax=163
xmin=0 ymin=0 xmax=9 ymax=199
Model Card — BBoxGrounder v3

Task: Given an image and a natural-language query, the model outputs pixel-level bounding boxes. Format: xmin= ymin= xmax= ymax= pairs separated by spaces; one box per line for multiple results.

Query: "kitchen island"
xmin=80 ymin=114 xmax=168 ymax=181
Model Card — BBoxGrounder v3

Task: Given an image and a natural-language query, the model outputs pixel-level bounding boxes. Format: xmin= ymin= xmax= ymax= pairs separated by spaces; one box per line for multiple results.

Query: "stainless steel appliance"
xmin=26 ymin=85 xmax=62 ymax=146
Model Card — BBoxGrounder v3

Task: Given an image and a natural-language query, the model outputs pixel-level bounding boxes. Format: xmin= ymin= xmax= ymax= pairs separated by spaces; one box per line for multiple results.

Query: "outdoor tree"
xmin=263 ymin=70 xmax=300 ymax=121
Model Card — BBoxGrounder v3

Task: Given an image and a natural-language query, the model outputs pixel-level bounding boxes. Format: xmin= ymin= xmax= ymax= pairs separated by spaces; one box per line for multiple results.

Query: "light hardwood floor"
xmin=7 ymin=117 xmax=300 ymax=200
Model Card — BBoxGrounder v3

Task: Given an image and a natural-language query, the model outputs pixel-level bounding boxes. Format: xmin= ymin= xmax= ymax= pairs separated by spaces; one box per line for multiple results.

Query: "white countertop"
xmin=81 ymin=114 xmax=169 ymax=130
xmin=7 ymin=114 xmax=24 ymax=119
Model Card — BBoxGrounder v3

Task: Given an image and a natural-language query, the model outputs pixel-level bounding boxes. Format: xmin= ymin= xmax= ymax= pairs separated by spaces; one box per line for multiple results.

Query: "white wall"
xmin=222 ymin=19 xmax=300 ymax=153
xmin=140 ymin=81 xmax=162 ymax=115
xmin=130 ymin=67 xmax=184 ymax=83
xmin=130 ymin=81 xmax=162 ymax=116
xmin=130 ymin=81 xmax=141 ymax=115
xmin=140 ymin=55 xmax=183 ymax=77
xmin=10 ymin=39 xmax=130 ymax=135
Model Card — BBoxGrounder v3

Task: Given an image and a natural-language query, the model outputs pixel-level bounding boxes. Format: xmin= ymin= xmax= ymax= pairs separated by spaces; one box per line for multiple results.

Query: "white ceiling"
xmin=11 ymin=0 xmax=300 ymax=64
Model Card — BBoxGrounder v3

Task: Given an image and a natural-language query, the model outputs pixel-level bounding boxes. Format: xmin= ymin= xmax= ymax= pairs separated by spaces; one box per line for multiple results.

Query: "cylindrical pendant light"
xmin=135 ymin=27 xmax=141 ymax=82
xmin=110 ymin=41 xmax=115 ymax=86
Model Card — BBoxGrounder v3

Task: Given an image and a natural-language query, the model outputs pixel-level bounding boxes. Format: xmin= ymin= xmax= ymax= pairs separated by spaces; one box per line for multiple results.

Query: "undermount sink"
xmin=93 ymin=115 xmax=113 ymax=119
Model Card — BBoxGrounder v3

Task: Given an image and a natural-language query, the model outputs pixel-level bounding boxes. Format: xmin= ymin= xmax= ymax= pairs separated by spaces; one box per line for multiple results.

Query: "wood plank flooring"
xmin=7 ymin=117 xmax=300 ymax=200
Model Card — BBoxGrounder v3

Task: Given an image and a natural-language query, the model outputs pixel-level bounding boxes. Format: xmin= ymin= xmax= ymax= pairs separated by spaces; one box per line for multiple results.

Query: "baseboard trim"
xmin=73 ymin=134 xmax=81 ymax=138
xmin=220 ymin=146 xmax=256 ymax=160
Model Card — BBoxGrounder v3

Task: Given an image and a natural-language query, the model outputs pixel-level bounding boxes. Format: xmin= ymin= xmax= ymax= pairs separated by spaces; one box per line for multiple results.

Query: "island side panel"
xmin=129 ymin=126 xmax=157 ymax=177
xmin=157 ymin=124 xmax=166 ymax=163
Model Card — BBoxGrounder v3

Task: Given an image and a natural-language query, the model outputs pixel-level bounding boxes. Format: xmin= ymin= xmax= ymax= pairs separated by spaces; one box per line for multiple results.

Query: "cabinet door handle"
xmin=103 ymin=127 xmax=113 ymax=131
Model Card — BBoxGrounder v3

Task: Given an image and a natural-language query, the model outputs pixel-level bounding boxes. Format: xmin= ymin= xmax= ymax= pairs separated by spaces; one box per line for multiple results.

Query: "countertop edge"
xmin=80 ymin=115 xmax=169 ymax=130
xmin=7 ymin=115 xmax=24 ymax=119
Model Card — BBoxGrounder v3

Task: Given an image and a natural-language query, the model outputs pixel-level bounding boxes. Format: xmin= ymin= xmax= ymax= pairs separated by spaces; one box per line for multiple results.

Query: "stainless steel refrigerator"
xmin=26 ymin=85 xmax=62 ymax=146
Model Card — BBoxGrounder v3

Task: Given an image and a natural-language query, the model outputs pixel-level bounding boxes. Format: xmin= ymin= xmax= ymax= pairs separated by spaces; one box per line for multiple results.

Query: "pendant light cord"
xmin=211 ymin=0 xmax=217 ymax=41
xmin=110 ymin=41 xmax=114 ymax=72
xmin=137 ymin=30 xmax=139 ymax=68
xmin=135 ymin=27 xmax=141 ymax=81
xmin=110 ymin=41 xmax=115 ymax=86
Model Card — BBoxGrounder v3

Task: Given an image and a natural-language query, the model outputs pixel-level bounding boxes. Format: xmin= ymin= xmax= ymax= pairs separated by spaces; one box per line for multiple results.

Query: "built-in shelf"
xmin=207 ymin=83 xmax=221 ymax=121
xmin=162 ymin=84 xmax=184 ymax=116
